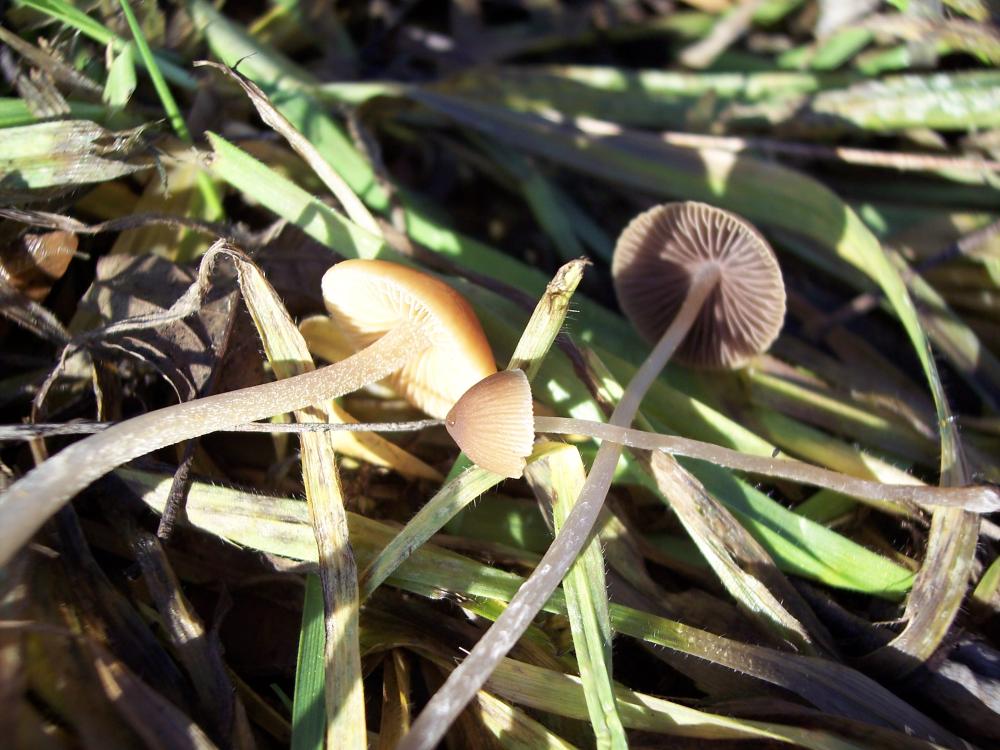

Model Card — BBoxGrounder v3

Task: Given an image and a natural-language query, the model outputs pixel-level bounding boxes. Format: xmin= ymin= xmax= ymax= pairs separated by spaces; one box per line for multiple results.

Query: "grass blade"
xmin=526 ymin=445 xmax=627 ymax=750
xmin=230 ymin=249 xmax=366 ymax=749
xmin=292 ymin=575 xmax=326 ymax=750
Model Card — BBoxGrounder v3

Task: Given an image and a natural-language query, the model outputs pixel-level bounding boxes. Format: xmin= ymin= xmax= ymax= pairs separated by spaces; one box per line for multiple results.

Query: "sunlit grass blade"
xmin=229 ymin=247 xmax=366 ymax=749
xmin=526 ymin=444 xmax=627 ymax=750
xmin=292 ymin=574 xmax=325 ymax=750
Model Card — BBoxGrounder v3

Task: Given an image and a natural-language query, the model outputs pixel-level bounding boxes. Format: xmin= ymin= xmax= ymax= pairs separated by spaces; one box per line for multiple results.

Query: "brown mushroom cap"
xmin=322 ymin=259 xmax=497 ymax=418
xmin=446 ymin=369 xmax=534 ymax=479
xmin=611 ymin=202 xmax=785 ymax=369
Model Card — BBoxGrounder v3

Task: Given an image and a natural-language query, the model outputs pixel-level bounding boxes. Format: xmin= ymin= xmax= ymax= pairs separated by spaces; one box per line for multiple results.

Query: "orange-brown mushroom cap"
xmin=446 ymin=369 xmax=535 ymax=479
xmin=322 ymin=259 xmax=497 ymax=418
xmin=612 ymin=202 xmax=786 ymax=369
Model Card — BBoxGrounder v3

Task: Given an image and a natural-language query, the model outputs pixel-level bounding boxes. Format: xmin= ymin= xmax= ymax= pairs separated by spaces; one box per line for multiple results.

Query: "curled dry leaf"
xmin=74 ymin=254 xmax=234 ymax=401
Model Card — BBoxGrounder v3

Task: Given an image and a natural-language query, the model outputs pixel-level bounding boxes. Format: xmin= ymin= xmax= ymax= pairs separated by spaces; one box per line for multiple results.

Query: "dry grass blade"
xmin=0 ymin=206 xmax=233 ymax=241
xmin=645 ymin=451 xmax=835 ymax=656
xmin=195 ymin=61 xmax=381 ymax=237
xmin=87 ymin=637 xmax=220 ymax=750
xmin=222 ymin=247 xmax=367 ymax=750
xmin=132 ymin=531 xmax=255 ymax=749
xmin=505 ymin=257 xmax=588 ymax=380
xmin=0 ymin=25 xmax=102 ymax=96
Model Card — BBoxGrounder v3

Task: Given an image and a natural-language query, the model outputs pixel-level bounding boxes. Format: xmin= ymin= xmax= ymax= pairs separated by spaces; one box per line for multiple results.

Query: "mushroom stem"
xmin=0 ymin=323 xmax=430 ymax=567
xmin=399 ymin=269 xmax=725 ymax=750
xmin=532 ymin=417 xmax=1000 ymax=512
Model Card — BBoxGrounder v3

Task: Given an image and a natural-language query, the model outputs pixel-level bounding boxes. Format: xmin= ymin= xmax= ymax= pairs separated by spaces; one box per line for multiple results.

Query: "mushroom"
xmin=398 ymin=201 xmax=786 ymax=750
xmin=612 ymin=201 xmax=785 ymax=371
xmin=0 ymin=259 xmax=495 ymax=566
xmin=321 ymin=258 xmax=497 ymax=419
xmin=394 ymin=201 xmax=991 ymax=750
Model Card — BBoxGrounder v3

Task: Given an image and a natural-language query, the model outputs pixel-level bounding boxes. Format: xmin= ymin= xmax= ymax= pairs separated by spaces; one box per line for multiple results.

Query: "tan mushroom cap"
xmin=322 ymin=259 xmax=497 ymax=419
xmin=612 ymin=202 xmax=786 ymax=369
xmin=446 ymin=369 xmax=535 ymax=479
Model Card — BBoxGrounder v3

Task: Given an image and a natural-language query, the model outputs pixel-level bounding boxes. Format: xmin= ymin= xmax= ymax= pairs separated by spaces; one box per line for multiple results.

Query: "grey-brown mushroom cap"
xmin=446 ymin=369 xmax=535 ymax=479
xmin=611 ymin=202 xmax=786 ymax=369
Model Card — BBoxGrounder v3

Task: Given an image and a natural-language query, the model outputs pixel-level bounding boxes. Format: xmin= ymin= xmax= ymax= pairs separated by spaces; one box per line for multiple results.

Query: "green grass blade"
xmin=527 ymin=444 xmax=627 ymax=750
xmin=358 ymin=465 xmax=508 ymax=600
xmin=292 ymin=574 xmax=326 ymax=750
xmin=118 ymin=0 xmax=222 ymax=232
xmin=205 ymin=133 xmax=387 ymax=260
xmin=16 ymin=0 xmax=195 ymax=89
xmin=118 ymin=0 xmax=188 ymax=140
xmin=102 ymin=43 xmax=137 ymax=109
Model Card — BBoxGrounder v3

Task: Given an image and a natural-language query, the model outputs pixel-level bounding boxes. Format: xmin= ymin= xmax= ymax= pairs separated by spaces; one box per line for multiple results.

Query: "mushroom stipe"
xmin=0 ymin=323 xmax=431 ymax=567
xmin=398 ymin=202 xmax=794 ymax=750
xmin=0 ymin=258 xmax=501 ymax=568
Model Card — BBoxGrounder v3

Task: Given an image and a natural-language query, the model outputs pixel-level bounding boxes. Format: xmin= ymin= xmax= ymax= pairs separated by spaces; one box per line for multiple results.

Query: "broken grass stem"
xmin=0 ymin=323 xmax=430 ymax=567
xmin=533 ymin=417 xmax=999 ymax=512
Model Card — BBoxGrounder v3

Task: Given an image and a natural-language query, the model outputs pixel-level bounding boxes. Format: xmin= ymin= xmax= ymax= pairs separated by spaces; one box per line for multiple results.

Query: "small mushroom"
xmin=322 ymin=259 xmax=496 ymax=419
xmin=0 ymin=259 xmax=495 ymax=566
xmin=444 ymin=367 xmax=535 ymax=479
xmin=613 ymin=201 xmax=785 ymax=370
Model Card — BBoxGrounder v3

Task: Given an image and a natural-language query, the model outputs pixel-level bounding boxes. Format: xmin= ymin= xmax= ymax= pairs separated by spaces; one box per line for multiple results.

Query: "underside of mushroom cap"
xmin=446 ymin=369 xmax=535 ymax=479
xmin=612 ymin=202 xmax=786 ymax=369
xmin=322 ymin=259 xmax=497 ymax=418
